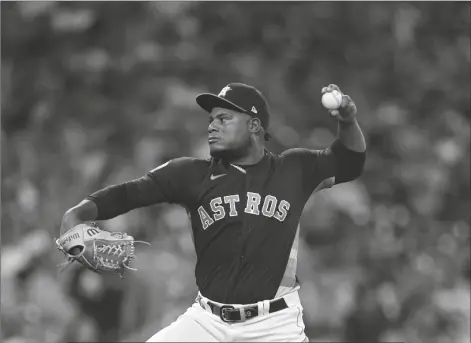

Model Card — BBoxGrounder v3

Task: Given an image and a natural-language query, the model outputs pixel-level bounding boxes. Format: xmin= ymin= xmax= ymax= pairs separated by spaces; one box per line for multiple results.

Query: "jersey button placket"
xmin=240 ymin=170 xmax=250 ymax=263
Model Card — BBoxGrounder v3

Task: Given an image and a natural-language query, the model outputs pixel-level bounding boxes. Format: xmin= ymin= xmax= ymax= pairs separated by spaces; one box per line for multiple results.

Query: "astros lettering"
xmin=197 ymin=192 xmax=291 ymax=230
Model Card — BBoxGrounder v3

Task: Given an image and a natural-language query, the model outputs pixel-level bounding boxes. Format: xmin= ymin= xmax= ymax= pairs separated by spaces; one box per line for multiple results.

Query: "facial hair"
xmin=210 ymin=138 xmax=251 ymax=162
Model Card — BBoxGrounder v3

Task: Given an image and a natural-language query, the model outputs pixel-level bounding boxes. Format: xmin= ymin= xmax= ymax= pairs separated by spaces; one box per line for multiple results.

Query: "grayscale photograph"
xmin=1 ymin=2 xmax=470 ymax=343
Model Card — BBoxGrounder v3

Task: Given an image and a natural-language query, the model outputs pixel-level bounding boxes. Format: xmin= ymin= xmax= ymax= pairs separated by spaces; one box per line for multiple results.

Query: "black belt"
xmin=199 ymin=296 xmax=288 ymax=323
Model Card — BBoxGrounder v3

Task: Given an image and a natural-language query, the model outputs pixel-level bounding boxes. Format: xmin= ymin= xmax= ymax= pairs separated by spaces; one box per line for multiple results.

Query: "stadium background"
xmin=1 ymin=2 xmax=470 ymax=343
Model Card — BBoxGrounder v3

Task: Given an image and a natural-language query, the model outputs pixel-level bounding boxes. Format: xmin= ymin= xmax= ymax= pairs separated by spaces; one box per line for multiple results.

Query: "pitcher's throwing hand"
xmin=322 ymin=84 xmax=357 ymax=122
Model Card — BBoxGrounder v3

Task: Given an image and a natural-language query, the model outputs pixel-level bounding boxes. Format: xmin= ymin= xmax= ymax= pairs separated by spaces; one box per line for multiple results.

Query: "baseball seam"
xmin=334 ymin=91 xmax=342 ymax=108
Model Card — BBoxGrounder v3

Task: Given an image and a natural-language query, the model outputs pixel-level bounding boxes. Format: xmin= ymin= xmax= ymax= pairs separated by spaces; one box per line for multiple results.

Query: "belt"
xmin=197 ymin=295 xmax=288 ymax=323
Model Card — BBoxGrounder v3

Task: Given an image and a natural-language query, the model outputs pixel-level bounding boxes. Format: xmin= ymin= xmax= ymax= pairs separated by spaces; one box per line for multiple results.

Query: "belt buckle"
xmin=219 ymin=305 xmax=236 ymax=323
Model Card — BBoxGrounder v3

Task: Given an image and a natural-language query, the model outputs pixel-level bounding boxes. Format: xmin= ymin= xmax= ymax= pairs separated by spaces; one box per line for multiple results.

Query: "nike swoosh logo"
xmin=210 ymin=173 xmax=227 ymax=180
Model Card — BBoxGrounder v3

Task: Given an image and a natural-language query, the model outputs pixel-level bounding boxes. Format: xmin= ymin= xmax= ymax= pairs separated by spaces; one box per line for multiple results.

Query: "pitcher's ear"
xmin=249 ymin=117 xmax=262 ymax=133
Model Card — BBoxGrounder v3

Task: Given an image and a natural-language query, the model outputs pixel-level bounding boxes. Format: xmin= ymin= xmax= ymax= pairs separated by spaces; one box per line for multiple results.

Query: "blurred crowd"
xmin=1 ymin=2 xmax=470 ymax=343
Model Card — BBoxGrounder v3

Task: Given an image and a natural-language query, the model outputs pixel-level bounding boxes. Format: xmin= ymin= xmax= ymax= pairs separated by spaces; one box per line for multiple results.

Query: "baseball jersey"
xmin=88 ymin=140 xmax=365 ymax=304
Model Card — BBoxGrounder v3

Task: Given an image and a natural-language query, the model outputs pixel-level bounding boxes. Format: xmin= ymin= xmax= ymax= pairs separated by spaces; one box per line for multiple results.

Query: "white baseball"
xmin=321 ymin=90 xmax=343 ymax=110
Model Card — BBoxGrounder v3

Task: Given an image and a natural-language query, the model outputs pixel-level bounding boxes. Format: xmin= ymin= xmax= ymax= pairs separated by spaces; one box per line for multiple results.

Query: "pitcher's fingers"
xmin=329 ymin=110 xmax=340 ymax=118
xmin=329 ymin=84 xmax=341 ymax=92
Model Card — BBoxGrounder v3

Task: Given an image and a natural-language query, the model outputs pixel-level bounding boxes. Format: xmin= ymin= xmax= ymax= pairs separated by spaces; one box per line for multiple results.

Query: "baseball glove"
xmin=55 ymin=223 xmax=150 ymax=278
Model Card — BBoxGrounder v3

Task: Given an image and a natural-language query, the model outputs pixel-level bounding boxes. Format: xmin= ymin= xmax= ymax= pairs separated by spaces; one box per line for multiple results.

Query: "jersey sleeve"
xmin=86 ymin=157 xmax=198 ymax=220
xmin=281 ymin=139 xmax=366 ymax=197
xmin=281 ymin=146 xmax=337 ymax=197
xmin=144 ymin=157 xmax=197 ymax=206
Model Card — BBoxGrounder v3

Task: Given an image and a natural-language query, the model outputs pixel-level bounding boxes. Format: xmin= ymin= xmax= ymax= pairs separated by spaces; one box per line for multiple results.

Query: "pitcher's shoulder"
xmin=148 ymin=156 xmax=211 ymax=177
xmin=167 ymin=156 xmax=211 ymax=171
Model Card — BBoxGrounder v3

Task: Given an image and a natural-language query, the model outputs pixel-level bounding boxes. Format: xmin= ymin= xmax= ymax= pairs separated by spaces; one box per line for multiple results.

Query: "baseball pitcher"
xmin=57 ymin=83 xmax=366 ymax=342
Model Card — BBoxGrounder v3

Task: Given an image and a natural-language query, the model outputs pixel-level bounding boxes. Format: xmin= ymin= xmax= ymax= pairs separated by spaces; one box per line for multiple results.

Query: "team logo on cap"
xmin=251 ymin=106 xmax=257 ymax=114
xmin=218 ymin=86 xmax=231 ymax=97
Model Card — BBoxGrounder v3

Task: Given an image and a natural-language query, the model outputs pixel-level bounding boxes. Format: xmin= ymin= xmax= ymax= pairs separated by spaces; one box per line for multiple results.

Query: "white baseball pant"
xmin=146 ymin=291 xmax=309 ymax=342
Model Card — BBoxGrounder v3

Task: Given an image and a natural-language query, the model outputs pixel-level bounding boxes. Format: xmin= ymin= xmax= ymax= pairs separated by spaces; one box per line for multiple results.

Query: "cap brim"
xmin=196 ymin=93 xmax=247 ymax=114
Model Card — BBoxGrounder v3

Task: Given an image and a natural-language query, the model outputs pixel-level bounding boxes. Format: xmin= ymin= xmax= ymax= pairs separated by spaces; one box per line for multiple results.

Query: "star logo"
xmin=218 ymin=86 xmax=231 ymax=97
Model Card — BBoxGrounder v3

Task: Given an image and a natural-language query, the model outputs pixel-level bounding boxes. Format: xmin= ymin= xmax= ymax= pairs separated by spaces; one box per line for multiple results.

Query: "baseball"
xmin=321 ymin=90 xmax=343 ymax=110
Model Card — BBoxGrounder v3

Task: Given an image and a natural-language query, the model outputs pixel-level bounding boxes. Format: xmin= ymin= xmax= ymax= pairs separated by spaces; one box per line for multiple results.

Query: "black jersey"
xmin=88 ymin=140 xmax=365 ymax=304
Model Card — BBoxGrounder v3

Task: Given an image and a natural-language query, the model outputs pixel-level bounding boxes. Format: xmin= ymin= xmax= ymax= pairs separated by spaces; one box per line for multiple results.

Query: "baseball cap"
xmin=196 ymin=83 xmax=271 ymax=140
